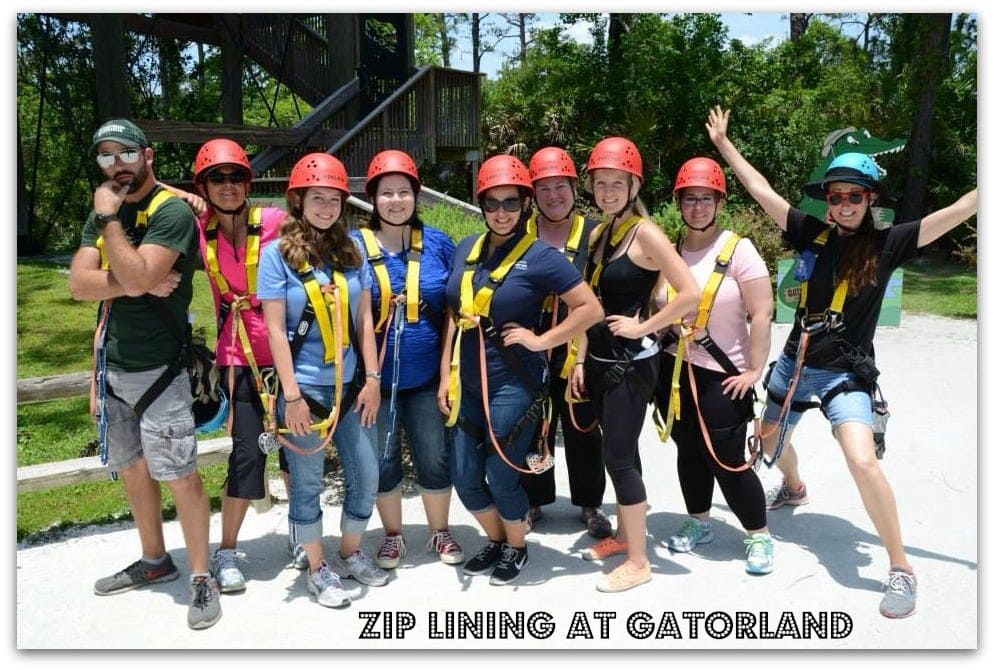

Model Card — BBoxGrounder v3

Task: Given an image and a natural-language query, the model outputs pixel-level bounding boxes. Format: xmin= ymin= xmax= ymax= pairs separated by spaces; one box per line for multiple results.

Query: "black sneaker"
xmin=462 ymin=540 xmax=503 ymax=575
xmin=94 ymin=555 xmax=180 ymax=596
xmin=489 ymin=543 xmax=528 ymax=586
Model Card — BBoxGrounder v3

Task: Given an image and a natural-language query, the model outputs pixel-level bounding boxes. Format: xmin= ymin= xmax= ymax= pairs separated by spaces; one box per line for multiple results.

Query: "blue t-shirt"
xmin=257 ymin=241 xmax=373 ymax=386
xmin=351 ymin=224 xmax=455 ymax=391
xmin=445 ymin=229 xmax=582 ymax=394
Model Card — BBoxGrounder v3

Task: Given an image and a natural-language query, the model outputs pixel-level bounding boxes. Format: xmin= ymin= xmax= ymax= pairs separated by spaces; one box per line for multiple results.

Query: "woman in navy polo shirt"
xmin=439 ymin=155 xmax=602 ymax=587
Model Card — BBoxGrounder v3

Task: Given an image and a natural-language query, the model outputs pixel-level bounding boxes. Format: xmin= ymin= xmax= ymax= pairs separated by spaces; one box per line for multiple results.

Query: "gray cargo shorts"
xmin=104 ymin=365 xmax=198 ymax=481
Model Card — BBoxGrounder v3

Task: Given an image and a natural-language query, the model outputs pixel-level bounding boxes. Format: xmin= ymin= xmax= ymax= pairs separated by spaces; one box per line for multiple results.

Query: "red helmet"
xmin=287 ymin=153 xmax=350 ymax=195
xmin=365 ymin=149 xmax=421 ymax=194
xmin=528 ymin=147 xmax=578 ymax=183
xmin=193 ymin=138 xmax=252 ymax=186
xmin=476 ymin=155 xmax=533 ymax=198
xmin=673 ymin=157 xmax=726 ymax=197
xmin=586 ymin=137 xmax=643 ymax=181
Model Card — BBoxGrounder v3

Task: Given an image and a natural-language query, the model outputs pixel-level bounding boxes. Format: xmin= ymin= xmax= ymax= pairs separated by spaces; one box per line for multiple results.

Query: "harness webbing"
xmin=445 ymin=231 xmax=554 ymax=475
xmin=96 ymin=188 xmax=176 ymax=269
xmin=654 ymin=232 xmax=743 ymax=441
xmin=585 ymin=215 xmax=642 ymax=292
xmin=359 ymin=226 xmax=424 ymax=333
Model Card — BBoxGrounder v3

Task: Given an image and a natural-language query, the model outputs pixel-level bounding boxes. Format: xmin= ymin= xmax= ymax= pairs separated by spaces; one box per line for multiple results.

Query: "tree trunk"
xmin=518 ymin=13 xmax=527 ymax=63
xmin=899 ymin=14 xmax=951 ymax=221
xmin=608 ymin=14 xmax=632 ymax=67
xmin=89 ymin=14 xmax=132 ymax=119
xmin=439 ymin=13 xmax=451 ymax=68
xmin=789 ymin=13 xmax=811 ymax=41
xmin=472 ymin=13 xmax=482 ymax=73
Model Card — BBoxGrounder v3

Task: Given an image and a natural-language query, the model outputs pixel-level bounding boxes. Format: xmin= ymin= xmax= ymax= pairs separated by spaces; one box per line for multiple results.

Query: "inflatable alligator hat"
xmin=797 ymin=127 xmax=905 ymax=227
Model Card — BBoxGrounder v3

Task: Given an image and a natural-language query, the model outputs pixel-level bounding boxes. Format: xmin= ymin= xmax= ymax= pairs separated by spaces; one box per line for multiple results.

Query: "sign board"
xmin=775 ymin=258 xmax=903 ymax=326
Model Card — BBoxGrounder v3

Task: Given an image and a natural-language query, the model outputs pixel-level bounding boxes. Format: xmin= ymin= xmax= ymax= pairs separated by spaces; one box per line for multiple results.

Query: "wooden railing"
xmin=240 ymin=15 xmax=334 ymax=106
xmin=17 ymin=372 xmax=232 ymax=494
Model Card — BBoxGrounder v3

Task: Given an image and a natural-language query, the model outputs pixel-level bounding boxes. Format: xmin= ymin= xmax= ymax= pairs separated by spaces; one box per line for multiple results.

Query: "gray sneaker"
xmin=667 ymin=517 xmax=714 ymax=553
xmin=330 ymin=549 xmax=389 ymax=587
xmin=879 ymin=568 xmax=917 ymax=618
xmin=307 ymin=560 xmax=351 ymax=608
xmin=94 ymin=555 xmax=180 ymax=596
xmin=211 ymin=548 xmax=246 ymax=593
xmin=766 ymin=481 xmax=809 ymax=510
xmin=288 ymin=541 xmax=309 ymax=570
xmin=188 ymin=575 xmax=222 ymax=630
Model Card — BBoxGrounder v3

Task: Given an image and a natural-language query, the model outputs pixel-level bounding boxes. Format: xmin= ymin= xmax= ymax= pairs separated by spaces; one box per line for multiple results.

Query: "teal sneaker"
xmin=667 ymin=517 xmax=714 ymax=553
xmin=744 ymin=533 xmax=774 ymax=575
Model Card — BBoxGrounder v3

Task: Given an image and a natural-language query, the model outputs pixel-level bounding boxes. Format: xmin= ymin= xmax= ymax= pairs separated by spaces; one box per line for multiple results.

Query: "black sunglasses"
xmin=482 ymin=196 xmax=522 ymax=213
xmin=827 ymin=191 xmax=869 ymax=206
xmin=207 ymin=170 xmax=249 ymax=185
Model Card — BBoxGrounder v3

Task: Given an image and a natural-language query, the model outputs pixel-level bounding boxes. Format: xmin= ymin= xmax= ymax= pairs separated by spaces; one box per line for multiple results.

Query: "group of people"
xmin=71 ymin=108 xmax=977 ymax=630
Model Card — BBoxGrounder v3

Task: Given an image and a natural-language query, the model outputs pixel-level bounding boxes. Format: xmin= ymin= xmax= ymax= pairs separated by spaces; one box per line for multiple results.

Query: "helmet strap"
xmin=210 ymin=199 xmax=247 ymax=217
xmin=536 ymin=204 xmax=573 ymax=225
xmin=682 ymin=215 xmax=716 ymax=233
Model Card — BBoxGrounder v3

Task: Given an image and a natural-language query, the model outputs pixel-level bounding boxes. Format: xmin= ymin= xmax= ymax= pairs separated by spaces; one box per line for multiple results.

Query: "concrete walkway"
xmin=14 ymin=314 xmax=978 ymax=652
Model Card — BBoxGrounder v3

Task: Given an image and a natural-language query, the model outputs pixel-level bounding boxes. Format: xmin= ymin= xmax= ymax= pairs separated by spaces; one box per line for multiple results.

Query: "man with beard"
xmin=69 ymin=119 xmax=221 ymax=630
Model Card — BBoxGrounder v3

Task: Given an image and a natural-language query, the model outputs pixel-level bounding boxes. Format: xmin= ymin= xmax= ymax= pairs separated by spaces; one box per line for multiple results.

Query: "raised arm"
xmin=917 ymin=188 xmax=977 ymax=248
xmin=706 ymin=106 xmax=792 ymax=231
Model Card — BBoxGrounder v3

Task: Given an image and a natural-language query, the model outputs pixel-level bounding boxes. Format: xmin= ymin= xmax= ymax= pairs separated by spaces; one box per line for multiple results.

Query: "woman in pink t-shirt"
xmin=189 ymin=139 xmax=286 ymax=592
xmin=652 ymin=156 xmax=775 ymax=575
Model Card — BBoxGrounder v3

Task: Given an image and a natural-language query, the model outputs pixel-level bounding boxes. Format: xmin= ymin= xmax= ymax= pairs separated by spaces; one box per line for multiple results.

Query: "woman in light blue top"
xmin=259 ymin=152 xmax=387 ymax=608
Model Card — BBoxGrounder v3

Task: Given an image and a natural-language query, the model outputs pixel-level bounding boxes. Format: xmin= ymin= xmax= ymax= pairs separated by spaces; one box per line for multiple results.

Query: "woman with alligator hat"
xmin=706 ymin=104 xmax=976 ymax=619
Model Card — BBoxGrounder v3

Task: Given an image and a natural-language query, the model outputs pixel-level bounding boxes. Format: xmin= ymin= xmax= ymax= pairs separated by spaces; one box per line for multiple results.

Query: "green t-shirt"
xmin=80 ymin=186 xmax=197 ymax=371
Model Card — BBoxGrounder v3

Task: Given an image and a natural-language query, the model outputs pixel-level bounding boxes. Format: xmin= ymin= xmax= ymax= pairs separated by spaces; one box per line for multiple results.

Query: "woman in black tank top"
xmin=572 ymin=136 xmax=699 ymax=593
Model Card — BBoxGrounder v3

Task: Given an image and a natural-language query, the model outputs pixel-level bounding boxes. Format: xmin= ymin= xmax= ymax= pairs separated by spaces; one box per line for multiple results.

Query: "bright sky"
xmin=447 ymin=12 xmax=794 ymax=78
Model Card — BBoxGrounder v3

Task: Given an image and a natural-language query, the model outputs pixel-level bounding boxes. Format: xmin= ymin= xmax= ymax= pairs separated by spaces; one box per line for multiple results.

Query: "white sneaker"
xmin=210 ymin=548 xmax=246 ymax=593
xmin=307 ymin=560 xmax=351 ymax=608
xmin=331 ymin=549 xmax=389 ymax=587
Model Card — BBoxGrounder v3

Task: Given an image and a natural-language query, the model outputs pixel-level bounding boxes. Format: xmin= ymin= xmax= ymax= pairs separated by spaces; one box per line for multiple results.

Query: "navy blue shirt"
xmin=351 ymin=225 xmax=454 ymax=391
xmin=446 ymin=229 xmax=583 ymax=395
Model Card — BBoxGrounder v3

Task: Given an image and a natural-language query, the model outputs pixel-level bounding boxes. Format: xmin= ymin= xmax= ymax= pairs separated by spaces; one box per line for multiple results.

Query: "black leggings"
xmin=654 ymin=353 xmax=766 ymax=531
xmin=587 ymin=353 xmax=657 ymax=506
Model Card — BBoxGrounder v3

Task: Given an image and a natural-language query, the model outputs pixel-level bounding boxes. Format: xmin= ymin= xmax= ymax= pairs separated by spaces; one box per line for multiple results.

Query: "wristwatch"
xmin=366 ymin=370 xmax=382 ymax=380
xmin=94 ymin=212 xmax=120 ymax=230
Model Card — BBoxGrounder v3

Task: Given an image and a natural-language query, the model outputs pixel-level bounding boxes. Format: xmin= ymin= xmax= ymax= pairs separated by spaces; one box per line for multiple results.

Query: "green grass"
xmin=901 ymin=258 xmax=977 ymax=319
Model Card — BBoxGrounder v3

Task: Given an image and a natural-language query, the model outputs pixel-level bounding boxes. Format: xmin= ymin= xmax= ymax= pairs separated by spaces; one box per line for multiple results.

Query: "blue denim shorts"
xmin=376 ymin=386 xmax=452 ymax=494
xmin=762 ymin=353 xmax=873 ymax=430
xmin=104 ymin=366 xmax=198 ymax=481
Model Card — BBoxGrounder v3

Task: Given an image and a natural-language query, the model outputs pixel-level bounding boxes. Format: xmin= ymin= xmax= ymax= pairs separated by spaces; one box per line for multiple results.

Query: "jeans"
xmin=376 ymin=386 xmax=453 ymax=494
xmin=279 ymin=381 xmax=379 ymax=544
xmin=451 ymin=383 xmax=537 ymax=522
xmin=763 ymin=353 xmax=873 ymax=430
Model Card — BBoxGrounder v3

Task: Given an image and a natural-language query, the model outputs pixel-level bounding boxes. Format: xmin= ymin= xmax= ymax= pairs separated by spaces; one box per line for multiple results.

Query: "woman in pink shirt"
xmin=652 ymin=156 xmax=775 ymax=575
xmin=190 ymin=139 xmax=286 ymax=592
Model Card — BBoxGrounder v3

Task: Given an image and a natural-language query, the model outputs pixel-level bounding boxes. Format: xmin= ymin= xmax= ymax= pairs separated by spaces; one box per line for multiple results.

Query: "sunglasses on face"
xmin=482 ymin=196 xmax=522 ymax=213
xmin=95 ymin=149 xmax=141 ymax=169
xmin=681 ymin=194 xmax=717 ymax=207
xmin=207 ymin=170 xmax=249 ymax=185
xmin=827 ymin=190 xmax=870 ymax=206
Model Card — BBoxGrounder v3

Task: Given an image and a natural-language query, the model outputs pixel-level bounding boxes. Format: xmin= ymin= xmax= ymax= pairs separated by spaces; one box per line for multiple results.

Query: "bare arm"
xmin=706 ymin=106 xmax=792 ymax=231
xmin=721 ymin=276 xmax=773 ymax=400
xmin=917 ymin=188 xmax=977 ymax=248
xmin=500 ymin=282 xmax=604 ymax=352
xmin=262 ymin=298 xmax=311 ymax=436
xmin=608 ymin=223 xmax=700 ymax=340
xmin=157 ymin=182 xmax=208 ymax=216
xmin=68 ymin=243 xmax=181 ymax=301
xmin=437 ymin=307 xmax=456 ymax=416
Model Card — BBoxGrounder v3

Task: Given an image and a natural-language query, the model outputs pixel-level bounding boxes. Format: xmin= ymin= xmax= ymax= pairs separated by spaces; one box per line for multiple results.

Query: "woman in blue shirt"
xmin=353 ymin=150 xmax=463 ymax=571
xmin=259 ymin=153 xmax=388 ymax=608
xmin=440 ymin=155 xmax=602 ymax=587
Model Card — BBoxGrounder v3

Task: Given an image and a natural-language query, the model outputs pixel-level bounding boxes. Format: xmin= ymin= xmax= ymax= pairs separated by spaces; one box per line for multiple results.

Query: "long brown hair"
xmin=835 ymin=211 xmax=879 ymax=294
xmin=278 ymin=188 xmax=361 ymax=270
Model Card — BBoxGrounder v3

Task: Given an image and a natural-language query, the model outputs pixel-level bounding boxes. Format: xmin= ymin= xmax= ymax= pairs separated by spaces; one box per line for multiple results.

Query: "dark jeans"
xmin=521 ymin=374 xmax=606 ymax=509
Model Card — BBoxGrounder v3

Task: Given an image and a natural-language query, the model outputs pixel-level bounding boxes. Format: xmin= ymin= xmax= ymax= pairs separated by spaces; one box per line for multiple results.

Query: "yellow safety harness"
xmin=260 ymin=260 xmax=350 ymax=456
xmin=202 ymin=207 xmax=265 ymax=434
xmin=445 ymin=230 xmax=553 ymax=475
xmin=358 ymin=226 xmax=423 ymax=332
xmin=653 ymin=232 xmax=742 ymax=442
xmin=95 ymin=188 xmax=176 ymax=269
